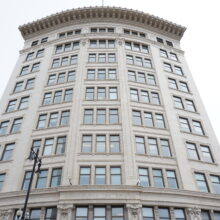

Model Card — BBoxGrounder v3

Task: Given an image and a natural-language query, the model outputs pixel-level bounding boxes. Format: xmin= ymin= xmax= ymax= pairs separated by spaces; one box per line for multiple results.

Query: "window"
xmin=108 ymin=40 xmax=115 ymax=48
xmin=112 ymin=207 xmax=124 ymax=220
xmin=128 ymin=71 xmax=136 ymax=81
xmin=84 ymin=109 xmax=93 ymax=124
xmin=41 ymin=37 xmax=48 ymax=43
xmin=31 ymin=40 xmax=38 ymax=46
xmin=22 ymin=171 xmax=32 ymax=190
xmin=89 ymin=54 xmax=96 ymax=62
xmin=20 ymin=66 xmax=29 ymax=75
xmin=14 ymin=81 xmax=23 ymax=92
xmin=164 ymin=63 xmax=172 ymax=72
xmin=61 ymin=57 xmax=68 ymax=66
xmin=170 ymin=53 xmax=178 ymax=61
xmin=96 ymin=135 xmax=106 ymax=152
xmin=26 ymin=52 xmax=34 ymax=61
xmin=141 ymin=91 xmax=149 ymax=103
xmin=136 ymin=136 xmax=145 ymax=154
xmin=99 ymin=40 xmax=106 ymax=48
xmin=76 ymin=207 xmax=88 ymax=220
xmin=64 ymin=43 xmax=72 ymax=52
xmin=1 ymin=143 xmax=15 ymax=161
xmin=153 ymin=169 xmax=164 ymax=188
xmin=56 ymin=136 xmax=66 ymax=154
xmin=56 ymin=45 xmax=63 ymax=53
xmin=75 ymin=29 xmax=81 ymax=34
xmin=147 ymin=74 xmax=156 ymax=85
xmin=0 ymin=174 xmax=5 ymax=191
xmin=160 ymin=49 xmax=168 ymax=58
xmin=214 ymin=212 xmax=220 ymax=220
xmin=166 ymin=41 xmax=173 ymax=47
xmin=155 ymin=114 xmax=166 ymax=128
xmin=6 ymin=100 xmax=16 ymax=112
xmin=144 ymin=58 xmax=152 ymax=68
xmin=157 ymin=37 xmax=164 ymax=43
xmin=195 ymin=173 xmax=209 ymax=192
xmin=95 ymin=167 xmax=106 ymax=184
xmin=151 ymin=92 xmax=160 ymax=105
xmin=64 ymin=89 xmax=73 ymax=102
xmin=97 ymin=87 xmax=106 ymax=100
xmin=30 ymin=209 xmax=41 ymax=220
xmin=110 ymin=135 xmax=120 ymax=153
xmin=57 ymin=73 xmax=65 ymax=84
xmin=32 ymin=140 xmax=41 ymax=153
xmin=174 ymin=209 xmax=185 ymax=220
xmin=43 ymin=93 xmax=52 ymax=105
xmin=126 ymin=55 xmax=134 ymax=64
xmin=160 ymin=139 xmax=171 ymax=157
xmin=26 ymin=78 xmax=35 ymax=89
xmin=50 ymin=168 xmax=62 ymax=187
xmin=48 ymin=113 xmax=58 ymax=127
xmin=36 ymin=49 xmax=44 ymax=58
xmin=53 ymin=91 xmax=62 ymax=103
xmin=142 ymin=45 xmax=149 ymax=53
xmin=111 ymin=167 xmax=121 ymax=184
xmin=109 ymin=69 xmax=117 ymax=79
xmin=132 ymin=110 xmax=142 ymax=126
xmin=31 ymin=62 xmax=40 ymax=72
xmin=52 ymin=59 xmax=60 ymax=68
xmin=37 ymin=114 xmax=47 ymax=129
xmin=18 ymin=96 xmax=29 ymax=109
xmin=94 ymin=207 xmax=106 ymax=220
xmin=87 ymin=69 xmax=95 ymax=80
xmin=99 ymin=54 xmax=106 ymax=62
xmin=98 ymin=69 xmax=106 ymax=80
xmin=201 ymin=210 xmax=211 ymax=220
xmin=186 ymin=142 xmax=199 ymax=160
xmin=109 ymin=87 xmax=118 ymax=100
xmin=136 ymin=57 xmax=143 ymax=66
xmin=192 ymin=120 xmax=204 ymax=135
xmin=60 ymin=111 xmax=70 ymax=126
xmin=159 ymin=208 xmax=170 ymax=220
xmin=168 ymin=78 xmax=178 ymax=89
xmin=179 ymin=117 xmax=191 ymax=132
xmin=36 ymin=170 xmax=48 ymax=188
xmin=166 ymin=170 xmax=178 ymax=189
xmin=97 ymin=109 xmax=106 ymax=124
xmin=144 ymin=112 xmax=154 ymax=127
xmin=45 ymin=208 xmax=57 ymax=220
xmin=70 ymin=55 xmax=78 ymax=65
xmin=143 ymin=207 xmax=154 ymax=220
xmin=148 ymin=138 xmax=158 ymax=156
xmin=80 ymin=167 xmax=91 ymax=185
xmin=82 ymin=135 xmax=92 ymax=152
xmin=139 ymin=168 xmax=149 ymax=187
xmin=179 ymin=81 xmax=189 ymax=93
xmin=210 ymin=175 xmax=220 ymax=194
xmin=0 ymin=121 xmax=9 ymax=135
xmin=109 ymin=109 xmax=119 ymax=124
xmin=108 ymin=53 xmax=116 ymax=62
xmin=67 ymin=70 xmax=75 ymax=81
xmin=130 ymin=89 xmax=138 ymax=101
xmin=174 ymin=66 xmax=183 ymax=76
xmin=173 ymin=96 xmax=183 ymax=109
xmin=138 ymin=72 xmax=146 ymax=83
xmin=90 ymin=40 xmax=97 ymax=48
xmin=11 ymin=118 xmax=22 ymax=133
xmin=201 ymin=145 xmax=213 ymax=162
xmin=43 ymin=138 xmax=54 ymax=156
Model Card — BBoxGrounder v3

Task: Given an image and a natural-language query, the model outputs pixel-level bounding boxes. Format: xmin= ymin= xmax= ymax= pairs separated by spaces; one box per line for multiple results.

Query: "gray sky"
xmin=0 ymin=0 xmax=219 ymax=143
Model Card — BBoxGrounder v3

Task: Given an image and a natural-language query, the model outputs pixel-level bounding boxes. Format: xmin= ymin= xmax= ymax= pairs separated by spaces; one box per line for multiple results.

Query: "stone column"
xmin=126 ymin=204 xmax=142 ymax=220
xmin=0 ymin=209 xmax=13 ymax=220
xmin=57 ymin=204 xmax=74 ymax=220
xmin=186 ymin=207 xmax=202 ymax=220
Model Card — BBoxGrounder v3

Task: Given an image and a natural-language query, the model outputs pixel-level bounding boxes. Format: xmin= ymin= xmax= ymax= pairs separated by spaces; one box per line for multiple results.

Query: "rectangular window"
xmin=45 ymin=207 xmax=57 ymax=220
xmin=144 ymin=58 xmax=152 ymax=68
xmin=98 ymin=53 xmax=106 ymax=62
xmin=143 ymin=207 xmax=154 ymax=220
xmin=64 ymin=43 xmax=72 ymax=52
xmin=37 ymin=114 xmax=47 ymax=129
xmin=139 ymin=168 xmax=149 ymax=187
xmin=0 ymin=173 xmax=6 ymax=191
xmin=43 ymin=138 xmax=54 ymax=156
xmin=170 ymin=53 xmax=178 ymax=61
xmin=19 ymin=96 xmax=29 ymax=109
xmin=26 ymin=52 xmax=34 ymax=61
xmin=133 ymin=43 xmax=140 ymax=51
xmin=67 ymin=70 xmax=75 ymax=81
xmin=20 ymin=66 xmax=29 ymax=75
xmin=0 ymin=121 xmax=9 ymax=135
xmin=36 ymin=170 xmax=48 ymax=188
xmin=6 ymin=100 xmax=17 ymax=112
xmin=82 ymin=135 xmax=92 ymax=153
xmin=95 ymin=167 xmax=106 ymax=184
xmin=109 ymin=87 xmax=118 ymax=100
xmin=130 ymin=89 xmax=138 ymax=102
xmin=135 ymin=57 xmax=143 ymax=66
xmin=36 ymin=49 xmax=44 ymax=58
xmin=26 ymin=78 xmax=35 ymax=89
xmin=14 ymin=81 xmax=23 ymax=92
xmin=1 ymin=143 xmax=15 ymax=161
xmin=84 ymin=109 xmax=93 ymax=124
xmin=60 ymin=110 xmax=70 ymax=126
xmin=141 ymin=90 xmax=149 ymax=103
xmin=166 ymin=170 xmax=178 ymax=189
xmin=22 ymin=171 xmax=31 ymax=190
xmin=168 ymin=78 xmax=178 ymax=89
xmin=174 ymin=209 xmax=185 ymax=220
xmin=31 ymin=62 xmax=40 ymax=72
xmin=56 ymin=45 xmax=63 ymax=53
xmin=201 ymin=210 xmax=211 ymax=220
xmin=160 ymin=139 xmax=171 ymax=157
xmin=32 ymin=140 xmax=41 ymax=153
xmin=159 ymin=208 xmax=170 ymax=220
xmin=53 ymin=91 xmax=62 ymax=103
xmin=108 ymin=40 xmax=115 ymax=48
xmin=96 ymin=109 xmax=106 ymax=124
xmin=157 ymin=37 xmax=164 ymax=43
xmin=174 ymin=66 xmax=183 ymax=75
xmin=57 ymin=72 xmax=65 ymax=84
xmin=98 ymin=69 xmax=106 ymax=80
xmin=164 ymin=63 xmax=172 ymax=72
xmin=136 ymin=136 xmax=145 ymax=154
xmin=96 ymin=135 xmax=106 ymax=152
xmin=160 ymin=49 xmax=168 ymax=58
xmin=108 ymin=69 xmax=117 ymax=80
xmin=200 ymin=145 xmax=213 ymax=162
xmin=142 ymin=45 xmax=149 ymax=53
xmin=210 ymin=175 xmax=220 ymax=194
xmin=48 ymin=113 xmax=58 ymax=127
xmin=89 ymin=54 xmax=96 ymax=62
xmin=109 ymin=109 xmax=119 ymax=124
xmin=166 ymin=41 xmax=173 ymax=47
xmin=144 ymin=112 xmax=154 ymax=127
xmin=43 ymin=93 xmax=52 ymax=105
xmin=31 ymin=40 xmax=38 ymax=46
xmin=148 ymin=138 xmax=158 ymax=155
xmin=64 ymin=89 xmax=73 ymax=102
xmin=173 ymin=96 xmax=184 ymax=109
xmin=98 ymin=87 xmax=106 ymax=100
xmin=52 ymin=59 xmax=60 ymax=68
xmin=195 ymin=173 xmax=209 ymax=192
xmin=192 ymin=120 xmax=204 ymax=135
xmin=30 ymin=209 xmax=41 ymax=220
xmin=111 ymin=167 xmax=121 ymax=184
xmin=41 ymin=37 xmax=48 ymax=43
xmin=11 ymin=118 xmax=22 ymax=133
xmin=87 ymin=69 xmax=95 ymax=80
xmin=80 ymin=167 xmax=91 ymax=185
xmin=61 ymin=57 xmax=69 ymax=66
xmin=76 ymin=207 xmax=88 ymax=220
xmin=126 ymin=55 xmax=134 ymax=64
xmin=138 ymin=72 xmax=146 ymax=83
xmin=151 ymin=92 xmax=160 ymax=105
xmin=112 ymin=207 xmax=124 ymax=220
xmin=110 ymin=135 xmax=120 ymax=153
xmin=132 ymin=110 xmax=142 ymax=126
xmin=70 ymin=55 xmax=78 ymax=64
xmin=85 ymin=88 xmax=94 ymax=100
xmin=179 ymin=81 xmax=189 ymax=93
xmin=186 ymin=142 xmax=199 ymax=160
xmin=147 ymin=74 xmax=156 ymax=85
xmin=179 ymin=117 xmax=191 ymax=132
xmin=108 ymin=53 xmax=116 ymax=62
xmin=50 ymin=168 xmax=62 ymax=187
xmin=90 ymin=40 xmax=97 ymax=48
xmin=153 ymin=169 xmax=164 ymax=188
xmin=56 ymin=136 xmax=66 ymax=154
xmin=128 ymin=71 xmax=136 ymax=81
xmin=99 ymin=40 xmax=106 ymax=48
xmin=94 ymin=207 xmax=106 ymax=220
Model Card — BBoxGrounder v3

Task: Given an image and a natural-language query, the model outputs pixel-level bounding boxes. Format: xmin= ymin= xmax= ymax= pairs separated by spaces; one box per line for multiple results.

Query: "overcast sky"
xmin=0 ymin=0 xmax=219 ymax=143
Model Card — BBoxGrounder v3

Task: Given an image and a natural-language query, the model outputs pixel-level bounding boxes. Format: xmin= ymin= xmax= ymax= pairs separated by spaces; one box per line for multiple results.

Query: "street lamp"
xmin=20 ymin=148 xmax=41 ymax=220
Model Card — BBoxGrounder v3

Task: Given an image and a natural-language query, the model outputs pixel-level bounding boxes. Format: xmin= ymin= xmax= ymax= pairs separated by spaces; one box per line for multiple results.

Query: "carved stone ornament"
xmin=127 ymin=204 xmax=141 ymax=216
xmin=0 ymin=209 xmax=12 ymax=220
xmin=58 ymin=204 xmax=73 ymax=216
xmin=187 ymin=207 xmax=201 ymax=220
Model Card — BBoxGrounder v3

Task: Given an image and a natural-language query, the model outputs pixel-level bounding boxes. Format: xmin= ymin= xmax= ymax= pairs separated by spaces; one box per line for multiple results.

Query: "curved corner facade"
xmin=0 ymin=6 xmax=219 ymax=220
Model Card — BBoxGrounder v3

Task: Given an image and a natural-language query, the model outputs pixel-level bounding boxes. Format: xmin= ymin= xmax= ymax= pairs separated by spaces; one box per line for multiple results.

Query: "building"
xmin=0 ymin=6 xmax=220 ymax=220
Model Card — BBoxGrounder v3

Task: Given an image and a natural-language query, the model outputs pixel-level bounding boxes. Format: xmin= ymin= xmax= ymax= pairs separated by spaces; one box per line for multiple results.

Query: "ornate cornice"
xmin=18 ymin=7 xmax=186 ymax=40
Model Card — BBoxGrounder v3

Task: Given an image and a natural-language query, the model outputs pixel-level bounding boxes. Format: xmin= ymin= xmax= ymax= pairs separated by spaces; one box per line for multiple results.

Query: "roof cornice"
xmin=19 ymin=6 xmax=186 ymax=40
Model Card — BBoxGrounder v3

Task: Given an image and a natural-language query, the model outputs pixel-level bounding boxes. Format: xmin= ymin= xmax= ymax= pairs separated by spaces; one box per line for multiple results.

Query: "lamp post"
xmin=20 ymin=148 xmax=41 ymax=220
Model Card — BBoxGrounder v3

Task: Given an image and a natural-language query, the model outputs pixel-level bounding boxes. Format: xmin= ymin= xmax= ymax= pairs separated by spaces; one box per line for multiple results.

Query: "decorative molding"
xmin=0 ymin=209 xmax=13 ymax=220
xmin=58 ymin=204 xmax=74 ymax=216
xmin=187 ymin=207 xmax=201 ymax=220
xmin=19 ymin=7 xmax=186 ymax=40
xmin=126 ymin=204 xmax=141 ymax=216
